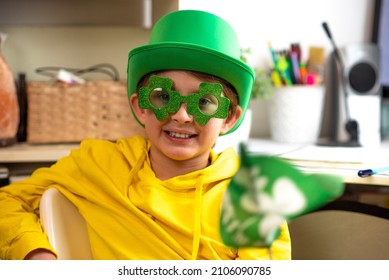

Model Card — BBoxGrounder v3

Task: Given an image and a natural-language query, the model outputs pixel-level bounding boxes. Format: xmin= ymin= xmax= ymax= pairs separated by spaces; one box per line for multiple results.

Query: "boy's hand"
xmin=24 ymin=249 xmax=57 ymax=260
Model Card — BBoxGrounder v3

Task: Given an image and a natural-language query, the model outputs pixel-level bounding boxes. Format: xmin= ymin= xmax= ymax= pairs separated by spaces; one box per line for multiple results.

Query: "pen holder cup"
xmin=268 ymin=85 xmax=325 ymax=144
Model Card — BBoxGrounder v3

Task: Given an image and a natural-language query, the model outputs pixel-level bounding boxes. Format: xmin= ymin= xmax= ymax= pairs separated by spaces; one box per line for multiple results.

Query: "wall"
xmin=0 ymin=0 xmax=375 ymax=138
xmin=180 ymin=0 xmax=375 ymax=138
xmin=0 ymin=0 xmax=178 ymax=82
xmin=180 ymin=0 xmax=374 ymax=66
xmin=0 ymin=26 xmax=150 ymax=82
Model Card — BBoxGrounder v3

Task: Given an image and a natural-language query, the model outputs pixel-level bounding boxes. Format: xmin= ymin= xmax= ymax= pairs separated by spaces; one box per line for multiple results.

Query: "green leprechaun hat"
xmin=127 ymin=10 xmax=255 ymax=134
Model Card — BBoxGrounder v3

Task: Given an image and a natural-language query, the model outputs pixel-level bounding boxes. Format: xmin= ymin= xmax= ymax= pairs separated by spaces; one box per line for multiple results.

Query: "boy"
xmin=0 ymin=10 xmax=291 ymax=260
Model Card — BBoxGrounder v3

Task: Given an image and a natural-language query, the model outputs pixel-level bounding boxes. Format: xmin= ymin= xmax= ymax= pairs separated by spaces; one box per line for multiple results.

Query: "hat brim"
xmin=127 ymin=42 xmax=254 ymax=134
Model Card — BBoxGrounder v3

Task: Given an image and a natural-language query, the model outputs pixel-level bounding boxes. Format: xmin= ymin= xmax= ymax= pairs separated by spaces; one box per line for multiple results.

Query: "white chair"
xmin=288 ymin=200 xmax=389 ymax=260
xmin=39 ymin=188 xmax=93 ymax=259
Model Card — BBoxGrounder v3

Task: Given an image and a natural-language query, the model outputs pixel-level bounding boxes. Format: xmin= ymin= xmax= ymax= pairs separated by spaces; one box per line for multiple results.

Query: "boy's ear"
xmin=130 ymin=93 xmax=146 ymax=125
xmin=220 ymin=106 xmax=243 ymax=135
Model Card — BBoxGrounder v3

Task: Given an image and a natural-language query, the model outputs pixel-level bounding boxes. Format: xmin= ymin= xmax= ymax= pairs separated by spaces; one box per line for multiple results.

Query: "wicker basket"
xmin=27 ymin=80 xmax=145 ymax=144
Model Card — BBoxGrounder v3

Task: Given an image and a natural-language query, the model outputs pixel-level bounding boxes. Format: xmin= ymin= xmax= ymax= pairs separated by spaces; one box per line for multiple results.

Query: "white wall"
xmin=180 ymin=0 xmax=375 ymax=138
xmin=180 ymin=0 xmax=374 ymax=68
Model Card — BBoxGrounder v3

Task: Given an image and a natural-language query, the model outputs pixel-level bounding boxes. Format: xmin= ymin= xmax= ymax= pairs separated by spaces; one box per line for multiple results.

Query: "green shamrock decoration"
xmin=138 ymin=75 xmax=230 ymax=126
xmin=220 ymin=143 xmax=344 ymax=248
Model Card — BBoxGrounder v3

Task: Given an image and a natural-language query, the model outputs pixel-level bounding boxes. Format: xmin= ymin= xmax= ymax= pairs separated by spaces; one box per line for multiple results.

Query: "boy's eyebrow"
xmin=154 ymin=78 xmax=195 ymax=93
xmin=149 ymin=75 xmax=224 ymax=94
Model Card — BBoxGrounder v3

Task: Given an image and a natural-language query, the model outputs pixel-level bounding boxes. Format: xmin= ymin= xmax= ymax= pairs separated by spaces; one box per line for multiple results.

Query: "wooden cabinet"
xmin=0 ymin=0 xmax=178 ymax=28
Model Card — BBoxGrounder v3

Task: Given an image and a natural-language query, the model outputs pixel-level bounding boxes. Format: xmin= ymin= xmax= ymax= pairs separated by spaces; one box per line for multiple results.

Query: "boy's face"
xmin=131 ymin=70 xmax=242 ymax=163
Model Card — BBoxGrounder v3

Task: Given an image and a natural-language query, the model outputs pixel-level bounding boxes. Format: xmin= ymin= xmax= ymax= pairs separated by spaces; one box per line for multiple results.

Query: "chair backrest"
xmin=288 ymin=200 xmax=389 ymax=260
xmin=39 ymin=188 xmax=93 ymax=259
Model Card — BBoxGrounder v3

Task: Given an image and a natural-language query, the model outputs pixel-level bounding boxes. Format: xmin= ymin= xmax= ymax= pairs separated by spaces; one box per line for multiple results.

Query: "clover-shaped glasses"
xmin=138 ymin=75 xmax=230 ymax=126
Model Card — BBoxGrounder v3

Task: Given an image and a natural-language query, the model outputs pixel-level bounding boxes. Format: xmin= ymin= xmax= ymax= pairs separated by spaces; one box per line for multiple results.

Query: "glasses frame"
xmin=138 ymin=75 xmax=230 ymax=125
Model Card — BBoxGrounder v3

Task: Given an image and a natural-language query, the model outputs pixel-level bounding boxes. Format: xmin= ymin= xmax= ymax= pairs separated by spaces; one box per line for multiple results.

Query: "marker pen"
xmin=357 ymin=166 xmax=389 ymax=177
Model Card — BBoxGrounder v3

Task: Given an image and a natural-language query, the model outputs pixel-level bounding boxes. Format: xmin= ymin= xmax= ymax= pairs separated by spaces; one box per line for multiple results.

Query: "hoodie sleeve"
xmin=0 ymin=174 xmax=57 ymax=259
xmin=0 ymin=139 xmax=94 ymax=260
xmin=0 ymin=137 xmax=141 ymax=260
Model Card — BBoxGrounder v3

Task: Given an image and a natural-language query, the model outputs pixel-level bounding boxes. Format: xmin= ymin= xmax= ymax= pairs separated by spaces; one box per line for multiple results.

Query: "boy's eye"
xmin=198 ymin=94 xmax=219 ymax=115
xmin=149 ymin=88 xmax=170 ymax=108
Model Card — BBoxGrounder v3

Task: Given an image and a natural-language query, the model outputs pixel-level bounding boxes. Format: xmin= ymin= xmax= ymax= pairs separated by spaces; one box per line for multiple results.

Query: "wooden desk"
xmin=246 ymin=138 xmax=389 ymax=187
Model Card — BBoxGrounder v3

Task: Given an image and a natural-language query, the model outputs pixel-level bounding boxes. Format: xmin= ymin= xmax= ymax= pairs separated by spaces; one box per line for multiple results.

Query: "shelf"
xmin=0 ymin=142 xmax=79 ymax=163
xmin=0 ymin=0 xmax=178 ymax=27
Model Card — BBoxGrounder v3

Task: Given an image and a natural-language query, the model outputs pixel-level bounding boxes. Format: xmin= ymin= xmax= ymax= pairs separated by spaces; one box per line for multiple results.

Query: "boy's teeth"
xmin=169 ymin=132 xmax=191 ymax=138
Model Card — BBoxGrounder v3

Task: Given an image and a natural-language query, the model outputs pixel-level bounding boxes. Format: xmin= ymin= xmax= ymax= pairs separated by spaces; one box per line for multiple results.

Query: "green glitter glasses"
xmin=138 ymin=75 xmax=231 ymax=126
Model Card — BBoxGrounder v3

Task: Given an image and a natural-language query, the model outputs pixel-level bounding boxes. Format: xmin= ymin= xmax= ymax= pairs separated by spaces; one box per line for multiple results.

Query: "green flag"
xmin=220 ymin=143 xmax=344 ymax=247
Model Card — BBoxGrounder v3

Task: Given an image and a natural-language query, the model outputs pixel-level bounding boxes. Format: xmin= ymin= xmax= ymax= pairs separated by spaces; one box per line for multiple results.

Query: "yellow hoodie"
xmin=0 ymin=136 xmax=291 ymax=260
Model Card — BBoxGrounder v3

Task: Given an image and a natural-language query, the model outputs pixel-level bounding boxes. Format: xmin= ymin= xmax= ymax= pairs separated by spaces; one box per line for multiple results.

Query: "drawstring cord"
xmin=191 ymin=175 xmax=204 ymax=260
xmin=267 ymin=248 xmax=273 ymax=260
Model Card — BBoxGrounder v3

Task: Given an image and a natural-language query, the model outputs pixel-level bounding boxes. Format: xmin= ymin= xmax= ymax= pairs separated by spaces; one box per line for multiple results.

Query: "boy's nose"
xmin=171 ymin=103 xmax=193 ymax=124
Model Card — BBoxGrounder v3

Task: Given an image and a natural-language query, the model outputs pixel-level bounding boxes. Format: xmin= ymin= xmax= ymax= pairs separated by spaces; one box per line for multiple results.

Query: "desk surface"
xmin=1 ymin=139 xmax=389 ymax=186
xmin=246 ymin=139 xmax=389 ymax=187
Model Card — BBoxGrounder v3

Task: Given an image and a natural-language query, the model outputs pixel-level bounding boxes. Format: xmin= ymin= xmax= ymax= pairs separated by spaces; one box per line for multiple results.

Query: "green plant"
xmin=252 ymin=68 xmax=273 ymax=100
xmin=240 ymin=48 xmax=274 ymax=100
